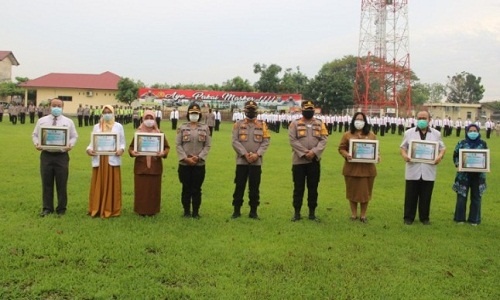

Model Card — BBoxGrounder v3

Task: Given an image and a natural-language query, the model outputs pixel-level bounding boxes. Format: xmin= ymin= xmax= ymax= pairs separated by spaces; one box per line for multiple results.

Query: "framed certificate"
xmin=408 ymin=140 xmax=439 ymax=164
xmin=349 ymin=139 xmax=379 ymax=163
xmin=134 ymin=132 xmax=164 ymax=156
xmin=39 ymin=126 xmax=69 ymax=150
xmin=458 ymin=149 xmax=490 ymax=172
xmin=92 ymin=132 xmax=119 ymax=155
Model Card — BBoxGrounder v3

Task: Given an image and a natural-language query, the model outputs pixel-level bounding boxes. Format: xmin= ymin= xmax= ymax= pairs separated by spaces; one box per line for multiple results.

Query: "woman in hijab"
xmin=86 ymin=105 xmax=126 ymax=218
xmin=128 ymin=110 xmax=170 ymax=216
xmin=452 ymin=124 xmax=488 ymax=225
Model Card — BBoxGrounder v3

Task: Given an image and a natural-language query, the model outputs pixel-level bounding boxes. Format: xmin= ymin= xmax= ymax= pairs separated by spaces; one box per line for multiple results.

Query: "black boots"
xmin=231 ymin=206 xmax=241 ymax=219
xmin=308 ymin=208 xmax=319 ymax=221
xmin=232 ymin=206 xmax=259 ymax=219
xmin=292 ymin=208 xmax=319 ymax=221
xmin=249 ymin=206 xmax=259 ymax=219
xmin=291 ymin=208 xmax=301 ymax=222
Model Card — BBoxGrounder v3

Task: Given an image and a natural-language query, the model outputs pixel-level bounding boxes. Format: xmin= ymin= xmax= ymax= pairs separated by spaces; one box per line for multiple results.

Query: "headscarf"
xmin=100 ymin=105 xmax=115 ymax=132
xmin=465 ymin=124 xmax=482 ymax=148
xmin=137 ymin=110 xmax=160 ymax=133
xmin=137 ymin=110 xmax=160 ymax=168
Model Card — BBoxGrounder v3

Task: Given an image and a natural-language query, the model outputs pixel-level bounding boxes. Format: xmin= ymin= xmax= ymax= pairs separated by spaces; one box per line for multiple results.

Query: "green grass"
xmin=0 ymin=118 xmax=499 ymax=299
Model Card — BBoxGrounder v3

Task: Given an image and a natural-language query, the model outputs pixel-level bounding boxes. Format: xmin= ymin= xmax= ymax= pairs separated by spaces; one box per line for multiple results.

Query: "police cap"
xmin=301 ymin=100 xmax=315 ymax=110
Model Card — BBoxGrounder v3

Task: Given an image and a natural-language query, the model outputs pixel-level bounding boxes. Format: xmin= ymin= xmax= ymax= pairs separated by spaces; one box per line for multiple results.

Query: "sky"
xmin=2 ymin=0 xmax=499 ymax=101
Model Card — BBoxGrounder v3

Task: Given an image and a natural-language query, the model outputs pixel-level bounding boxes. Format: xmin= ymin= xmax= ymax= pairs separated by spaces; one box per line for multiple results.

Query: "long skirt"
xmin=134 ymin=174 xmax=162 ymax=215
xmin=88 ymin=156 xmax=122 ymax=218
xmin=344 ymin=176 xmax=375 ymax=203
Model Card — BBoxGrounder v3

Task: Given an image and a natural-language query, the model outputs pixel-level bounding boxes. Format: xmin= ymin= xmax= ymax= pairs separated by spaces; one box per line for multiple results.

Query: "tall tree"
xmin=253 ymin=63 xmax=282 ymax=93
xmin=221 ymin=76 xmax=254 ymax=92
xmin=446 ymin=71 xmax=484 ymax=103
xmin=427 ymin=82 xmax=447 ymax=102
xmin=303 ymin=55 xmax=358 ymax=113
xmin=410 ymin=82 xmax=430 ymax=106
xmin=116 ymin=77 xmax=140 ymax=105
xmin=280 ymin=67 xmax=309 ymax=94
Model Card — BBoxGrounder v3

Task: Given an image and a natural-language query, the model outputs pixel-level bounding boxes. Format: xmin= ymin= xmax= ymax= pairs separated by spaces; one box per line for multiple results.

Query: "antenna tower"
xmin=354 ymin=0 xmax=411 ymax=116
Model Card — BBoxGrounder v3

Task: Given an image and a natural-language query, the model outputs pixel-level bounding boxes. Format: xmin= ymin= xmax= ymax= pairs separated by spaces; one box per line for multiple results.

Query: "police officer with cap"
xmin=288 ymin=100 xmax=328 ymax=221
xmin=231 ymin=100 xmax=271 ymax=219
xmin=176 ymin=103 xmax=211 ymax=218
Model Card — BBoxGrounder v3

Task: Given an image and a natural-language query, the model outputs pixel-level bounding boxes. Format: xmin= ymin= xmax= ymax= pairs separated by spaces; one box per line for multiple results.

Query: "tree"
xmin=446 ymin=71 xmax=484 ymax=103
xmin=280 ymin=67 xmax=309 ymax=94
xmin=410 ymin=82 xmax=430 ymax=106
xmin=116 ymin=77 xmax=140 ymax=105
xmin=253 ymin=63 xmax=282 ymax=93
xmin=221 ymin=76 xmax=254 ymax=92
xmin=428 ymin=82 xmax=446 ymax=103
xmin=0 ymin=81 xmax=24 ymax=100
xmin=303 ymin=55 xmax=358 ymax=113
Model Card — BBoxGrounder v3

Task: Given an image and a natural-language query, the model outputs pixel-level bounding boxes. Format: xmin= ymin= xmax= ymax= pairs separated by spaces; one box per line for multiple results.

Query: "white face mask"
xmin=354 ymin=120 xmax=365 ymax=130
xmin=143 ymin=120 xmax=155 ymax=128
xmin=189 ymin=114 xmax=199 ymax=122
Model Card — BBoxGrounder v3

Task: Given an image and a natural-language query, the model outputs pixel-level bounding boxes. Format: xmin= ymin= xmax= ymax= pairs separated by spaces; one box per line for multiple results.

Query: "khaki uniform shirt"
xmin=176 ymin=122 xmax=211 ymax=166
xmin=232 ymin=118 xmax=270 ymax=166
xmin=288 ymin=117 xmax=328 ymax=165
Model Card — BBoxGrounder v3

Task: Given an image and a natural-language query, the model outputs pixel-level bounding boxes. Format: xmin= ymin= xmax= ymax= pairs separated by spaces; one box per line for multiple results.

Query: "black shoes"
xmin=421 ymin=220 xmax=431 ymax=225
xmin=291 ymin=213 xmax=301 ymax=222
xmin=404 ymin=220 xmax=413 ymax=225
xmin=39 ymin=210 xmax=52 ymax=217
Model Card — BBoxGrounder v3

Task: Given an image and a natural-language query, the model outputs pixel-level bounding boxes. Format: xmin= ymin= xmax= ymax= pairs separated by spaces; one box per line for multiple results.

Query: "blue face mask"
xmin=103 ymin=113 xmax=113 ymax=121
xmin=417 ymin=119 xmax=428 ymax=129
xmin=467 ymin=132 xmax=479 ymax=140
xmin=51 ymin=107 xmax=62 ymax=117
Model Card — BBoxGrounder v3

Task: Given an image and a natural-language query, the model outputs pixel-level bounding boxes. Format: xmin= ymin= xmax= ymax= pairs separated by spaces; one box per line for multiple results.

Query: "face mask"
xmin=467 ymin=132 xmax=479 ymax=140
xmin=245 ymin=111 xmax=256 ymax=119
xmin=189 ymin=114 xmax=199 ymax=122
xmin=417 ymin=119 xmax=428 ymax=129
xmin=51 ymin=107 xmax=62 ymax=117
xmin=103 ymin=113 xmax=113 ymax=121
xmin=144 ymin=120 xmax=155 ymax=127
xmin=354 ymin=120 xmax=365 ymax=130
xmin=302 ymin=110 xmax=314 ymax=119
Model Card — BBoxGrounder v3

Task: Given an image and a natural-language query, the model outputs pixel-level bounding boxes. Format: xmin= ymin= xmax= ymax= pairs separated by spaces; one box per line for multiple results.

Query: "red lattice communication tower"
xmin=354 ymin=0 xmax=412 ymax=116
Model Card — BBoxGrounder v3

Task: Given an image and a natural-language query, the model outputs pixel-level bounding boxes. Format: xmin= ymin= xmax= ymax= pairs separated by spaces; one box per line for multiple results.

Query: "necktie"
xmin=52 ymin=116 xmax=57 ymax=126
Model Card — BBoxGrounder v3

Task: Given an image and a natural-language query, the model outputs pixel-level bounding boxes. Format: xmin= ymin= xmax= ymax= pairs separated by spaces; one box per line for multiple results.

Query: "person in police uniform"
xmin=231 ymin=100 xmax=271 ymax=219
xmin=176 ymin=103 xmax=211 ymax=218
xmin=288 ymin=100 xmax=328 ymax=221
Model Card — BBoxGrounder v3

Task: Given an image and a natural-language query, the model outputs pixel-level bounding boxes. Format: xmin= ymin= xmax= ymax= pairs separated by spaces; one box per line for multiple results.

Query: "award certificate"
xmin=408 ymin=140 xmax=439 ymax=164
xmin=134 ymin=133 xmax=164 ymax=156
xmin=458 ymin=149 xmax=490 ymax=172
xmin=39 ymin=126 xmax=69 ymax=150
xmin=349 ymin=139 xmax=379 ymax=163
xmin=92 ymin=133 xmax=119 ymax=155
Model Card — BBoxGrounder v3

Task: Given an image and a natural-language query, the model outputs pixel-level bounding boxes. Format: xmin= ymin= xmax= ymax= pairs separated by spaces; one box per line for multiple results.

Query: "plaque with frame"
xmin=134 ymin=132 xmax=164 ymax=156
xmin=348 ymin=139 xmax=379 ymax=163
xmin=39 ymin=126 xmax=69 ymax=150
xmin=91 ymin=132 xmax=119 ymax=155
xmin=458 ymin=149 xmax=490 ymax=172
xmin=408 ymin=140 xmax=439 ymax=164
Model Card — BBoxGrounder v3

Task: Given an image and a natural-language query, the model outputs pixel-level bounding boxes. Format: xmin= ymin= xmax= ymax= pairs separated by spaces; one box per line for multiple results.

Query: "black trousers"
xmin=156 ymin=117 xmax=161 ymax=129
xmin=40 ymin=151 xmax=69 ymax=213
xmin=20 ymin=113 xmax=26 ymax=124
xmin=172 ymin=118 xmax=178 ymax=130
xmin=486 ymin=128 xmax=491 ymax=139
xmin=232 ymin=165 xmax=262 ymax=208
xmin=292 ymin=161 xmax=320 ymax=210
xmin=84 ymin=116 xmax=89 ymax=126
xmin=215 ymin=120 xmax=220 ymax=131
xmin=178 ymin=165 xmax=206 ymax=212
xmin=404 ymin=179 xmax=434 ymax=222
xmin=29 ymin=112 xmax=35 ymax=123
xmin=456 ymin=127 xmax=461 ymax=137
xmin=77 ymin=115 xmax=83 ymax=127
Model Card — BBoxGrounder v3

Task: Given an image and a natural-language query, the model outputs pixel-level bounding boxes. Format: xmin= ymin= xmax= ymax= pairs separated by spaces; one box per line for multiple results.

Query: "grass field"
xmin=0 ymin=116 xmax=499 ymax=299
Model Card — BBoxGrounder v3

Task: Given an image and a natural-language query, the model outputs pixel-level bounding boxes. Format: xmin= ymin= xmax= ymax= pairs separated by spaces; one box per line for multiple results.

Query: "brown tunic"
xmin=338 ymin=131 xmax=378 ymax=203
xmin=128 ymin=136 xmax=170 ymax=215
